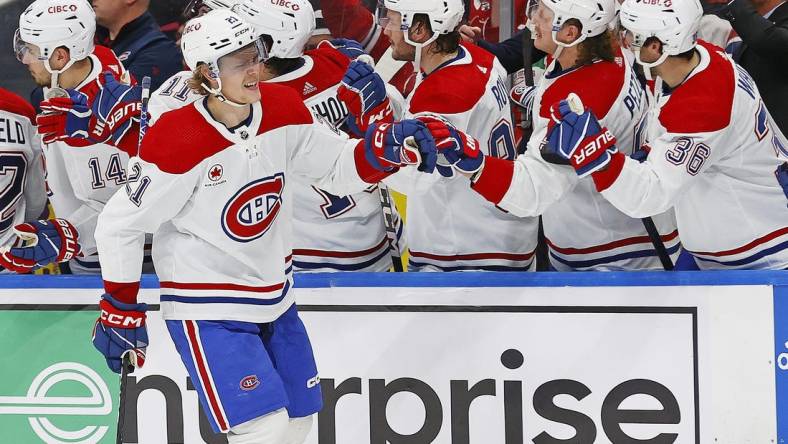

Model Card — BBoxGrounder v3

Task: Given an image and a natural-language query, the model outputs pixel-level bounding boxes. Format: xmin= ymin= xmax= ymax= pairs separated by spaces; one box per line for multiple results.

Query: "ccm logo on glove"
xmin=100 ymin=310 xmax=144 ymax=328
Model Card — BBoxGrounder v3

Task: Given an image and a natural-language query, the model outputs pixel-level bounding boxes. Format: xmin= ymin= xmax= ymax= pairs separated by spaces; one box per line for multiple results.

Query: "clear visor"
xmin=183 ymin=0 xmax=214 ymax=20
xmin=216 ymin=39 xmax=267 ymax=74
xmin=376 ymin=1 xmax=404 ymax=31
xmin=525 ymin=0 xmax=541 ymax=22
xmin=13 ymin=29 xmax=44 ymax=64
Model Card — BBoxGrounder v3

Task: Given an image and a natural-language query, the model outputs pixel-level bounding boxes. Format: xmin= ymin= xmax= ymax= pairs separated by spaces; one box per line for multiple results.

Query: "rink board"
xmin=0 ymin=271 xmax=786 ymax=443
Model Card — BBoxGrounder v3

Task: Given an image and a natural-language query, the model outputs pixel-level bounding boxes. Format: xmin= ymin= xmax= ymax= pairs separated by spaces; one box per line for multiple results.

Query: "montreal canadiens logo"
xmin=240 ymin=375 xmax=260 ymax=391
xmin=221 ymin=174 xmax=284 ymax=242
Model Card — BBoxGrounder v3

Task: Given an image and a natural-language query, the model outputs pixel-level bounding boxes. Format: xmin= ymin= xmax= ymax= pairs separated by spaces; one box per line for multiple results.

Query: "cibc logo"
xmin=0 ymin=362 xmax=112 ymax=444
xmin=47 ymin=4 xmax=78 ymax=13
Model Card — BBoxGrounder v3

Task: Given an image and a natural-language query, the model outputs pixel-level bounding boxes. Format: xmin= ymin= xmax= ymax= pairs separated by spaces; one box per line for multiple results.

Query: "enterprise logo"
xmin=0 ymin=362 xmax=112 ymax=443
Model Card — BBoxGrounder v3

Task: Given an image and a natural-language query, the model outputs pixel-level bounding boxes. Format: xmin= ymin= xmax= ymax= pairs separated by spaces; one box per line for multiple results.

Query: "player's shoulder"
xmin=140 ymin=102 xmax=232 ymax=174
xmin=0 ymin=87 xmax=36 ymax=124
xmin=659 ymin=41 xmax=734 ymax=134
xmin=258 ymin=83 xmax=313 ymax=134
xmin=409 ymin=44 xmax=493 ymax=115
xmin=307 ymin=45 xmax=352 ymax=72
xmin=273 ymin=49 xmax=349 ymax=100
xmin=539 ymin=52 xmax=627 ymax=120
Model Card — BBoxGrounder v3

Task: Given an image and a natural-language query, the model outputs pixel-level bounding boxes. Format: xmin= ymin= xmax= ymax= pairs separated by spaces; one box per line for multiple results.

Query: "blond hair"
xmin=187 ymin=64 xmax=211 ymax=96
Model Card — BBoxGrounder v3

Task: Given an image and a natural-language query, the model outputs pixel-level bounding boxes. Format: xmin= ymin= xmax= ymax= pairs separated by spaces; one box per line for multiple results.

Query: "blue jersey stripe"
xmin=294 ymin=247 xmax=390 ymax=271
xmin=550 ymin=243 xmax=681 ymax=269
xmin=160 ymin=280 xmax=290 ymax=305
xmin=692 ymin=240 xmax=788 ymax=267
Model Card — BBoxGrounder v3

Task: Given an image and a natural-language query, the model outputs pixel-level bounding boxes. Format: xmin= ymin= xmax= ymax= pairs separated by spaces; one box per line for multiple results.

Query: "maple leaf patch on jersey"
xmin=221 ymin=174 xmax=285 ymax=242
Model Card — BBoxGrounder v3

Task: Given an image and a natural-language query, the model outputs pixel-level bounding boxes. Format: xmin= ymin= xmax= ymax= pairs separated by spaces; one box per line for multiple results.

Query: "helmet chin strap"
xmin=634 ymin=49 xmax=670 ymax=81
xmin=202 ymin=76 xmax=249 ymax=108
xmin=404 ymin=28 xmax=440 ymax=90
xmin=550 ymin=29 xmax=586 ymax=62
xmin=44 ymin=57 xmax=78 ymax=90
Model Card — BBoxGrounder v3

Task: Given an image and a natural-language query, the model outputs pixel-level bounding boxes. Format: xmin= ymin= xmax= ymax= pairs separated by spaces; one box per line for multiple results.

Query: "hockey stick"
xmin=116 ymin=76 xmax=152 ymax=444
xmin=378 ymin=183 xmax=404 ymax=272
xmin=522 ymin=28 xmax=534 ymax=87
xmin=116 ymin=355 xmax=134 ymax=444
xmin=641 ymin=216 xmax=674 ymax=270
xmin=136 ymin=76 xmax=152 ymax=156
xmin=356 ymin=55 xmax=405 ymax=272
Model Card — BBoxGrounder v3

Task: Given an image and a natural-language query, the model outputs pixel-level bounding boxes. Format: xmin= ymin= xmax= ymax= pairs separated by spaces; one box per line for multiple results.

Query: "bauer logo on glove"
xmin=0 ymin=218 xmax=80 ymax=273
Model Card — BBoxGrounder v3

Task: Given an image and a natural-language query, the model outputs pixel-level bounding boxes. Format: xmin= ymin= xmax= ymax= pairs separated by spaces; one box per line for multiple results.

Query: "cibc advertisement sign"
xmin=0 ymin=272 xmax=785 ymax=443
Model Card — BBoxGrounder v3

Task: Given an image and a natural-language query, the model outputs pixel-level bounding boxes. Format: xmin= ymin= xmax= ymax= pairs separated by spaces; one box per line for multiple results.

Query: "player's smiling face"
xmin=531 ymin=2 xmax=558 ymax=54
xmin=216 ymin=44 xmax=263 ymax=104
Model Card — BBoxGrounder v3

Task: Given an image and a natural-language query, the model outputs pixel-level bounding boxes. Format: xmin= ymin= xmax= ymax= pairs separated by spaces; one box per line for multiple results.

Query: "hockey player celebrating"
xmin=543 ymin=0 xmax=788 ymax=269
xmin=372 ymin=0 xmax=538 ymax=271
xmin=140 ymin=0 xmax=405 ymax=271
xmin=420 ymin=0 xmax=681 ymax=270
xmin=90 ymin=10 xmax=437 ymax=443
xmin=8 ymin=0 xmax=136 ymax=273
xmin=230 ymin=0 xmax=406 ymax=271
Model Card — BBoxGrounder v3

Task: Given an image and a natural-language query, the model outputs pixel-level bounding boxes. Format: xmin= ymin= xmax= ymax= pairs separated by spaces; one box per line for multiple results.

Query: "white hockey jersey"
xmin=471 ymin=49 xmax=680 ymax=270
xmin=592 ymin=41 xmax=788 ymax=270
xmin=0 ymin=88 xmax=47 ymax=249
xmin=96 ymin=83 xmax=382 ymax=322
xmin=388 ymin=43 xmax=538 ymax=271
xmin=42 ymin=46 xmax=134 ymax=273
xmin=147 ymin=47 xmax=403 ymax=272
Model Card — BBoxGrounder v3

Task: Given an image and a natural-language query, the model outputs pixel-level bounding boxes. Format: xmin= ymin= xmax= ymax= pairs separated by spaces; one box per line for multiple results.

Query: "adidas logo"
xmin=476 ymin=65 xmax=488 ymax=74
xmin=303 ymin=82 xmax=317 ymax=95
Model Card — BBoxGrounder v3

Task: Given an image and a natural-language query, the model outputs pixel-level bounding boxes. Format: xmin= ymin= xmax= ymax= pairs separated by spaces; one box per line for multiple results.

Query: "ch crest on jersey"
xmin=221 ymin=174 xmax=284 ymax=242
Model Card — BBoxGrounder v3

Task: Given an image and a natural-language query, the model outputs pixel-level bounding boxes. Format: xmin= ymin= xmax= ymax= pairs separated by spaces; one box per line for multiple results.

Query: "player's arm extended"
xmin=96 ymin=158 xmax=198 ymax=303
xmin=471 ymin=127 xmax=578 ymax=217
xmin=289 ymin=119 xmax=389 ymax=196
xmin=593 ymin=131 xmax=723 ymax=218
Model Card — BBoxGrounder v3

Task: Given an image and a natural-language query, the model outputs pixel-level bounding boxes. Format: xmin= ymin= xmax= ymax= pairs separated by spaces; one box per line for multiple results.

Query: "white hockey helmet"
xmin=181 ymin=9 xmax=265 ymax=105
xmin=376 ymin=0 xmax=465 ymax=48
xmin=619 ymin=0 xmax=703 ymax=69
xmin=526 ymin=0 xmax=617 ymax=50
xmin=234 ymin=0 xmax=315 ymax=59
xmin=14 ymin=0 xmax=95 ymax=73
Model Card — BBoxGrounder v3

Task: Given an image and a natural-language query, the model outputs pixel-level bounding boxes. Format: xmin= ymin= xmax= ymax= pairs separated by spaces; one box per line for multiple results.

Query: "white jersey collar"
xmin=194 ymin=98 xmax=263 ymax=145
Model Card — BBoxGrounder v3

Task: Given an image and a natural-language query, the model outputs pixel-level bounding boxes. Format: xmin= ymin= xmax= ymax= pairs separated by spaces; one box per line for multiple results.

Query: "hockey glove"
xmin=0 ymin=218 xmax=80 ymax=273
xmin=777 ymin=162 xmax=788 ymax=207
xmin=36 ymin=89 xmax=93 ymax=144
xmin=91 ymin=71 xmax=143 ymax=145
xmin=364 ymin=120 xmax=437 ymax=173
xmin=321 ymin=38 xmax=366 ymax=60
xmin=417 ymin=115 xmax=484 ymax=177
xmin=337 ymin=60 xmax=394 ymax=137
xmin=510 ymin=76 xmax=537 ymax=117
xmin=544 ymin=94 xmax=618 ymax=178
xmin=92 ymin=293 xmax=148 ymax=373
xmin=37 ymin=72 xmax=141 ymax=146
